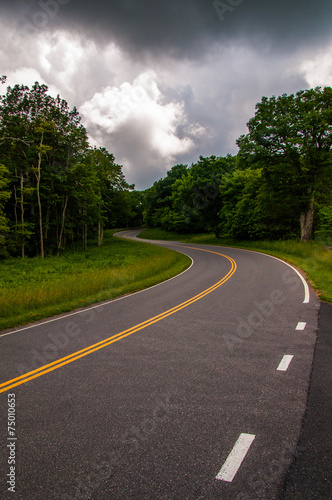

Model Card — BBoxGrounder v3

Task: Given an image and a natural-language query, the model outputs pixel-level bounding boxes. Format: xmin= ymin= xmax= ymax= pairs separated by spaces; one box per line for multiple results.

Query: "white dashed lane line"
xmin=277 ymin=355 xmax=294 ymax=371
xmin=216 ymin=309 xmax=309 ymax=486
xmin=216 ymin=433 xmax=256 ymax=482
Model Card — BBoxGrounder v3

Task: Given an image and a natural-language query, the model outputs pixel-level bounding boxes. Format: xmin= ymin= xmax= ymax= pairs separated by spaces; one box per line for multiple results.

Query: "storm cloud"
xmin=4 ymin=0 xmax=332 ymax=55
xmin=1 ymin=0 xmax=332 ymax=188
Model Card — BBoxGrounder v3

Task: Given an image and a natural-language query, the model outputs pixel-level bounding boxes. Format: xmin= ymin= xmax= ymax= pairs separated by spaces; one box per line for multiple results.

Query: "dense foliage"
xmin=1 ymin=81 xmax=331 ymax=259
xmin=0 ymin=79 xmax=141 ymax=258
xmin=144 ymin=87 xmax=332 ymax=241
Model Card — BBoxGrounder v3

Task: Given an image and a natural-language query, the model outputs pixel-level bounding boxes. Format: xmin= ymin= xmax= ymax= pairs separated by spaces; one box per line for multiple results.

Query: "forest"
xmin=144 ymin=87 xmax=332 ymax=243
xmin=0 ymin=79 xmax=331 ymax=261
xmin=0 ymin=77 xmax=143 ymax=259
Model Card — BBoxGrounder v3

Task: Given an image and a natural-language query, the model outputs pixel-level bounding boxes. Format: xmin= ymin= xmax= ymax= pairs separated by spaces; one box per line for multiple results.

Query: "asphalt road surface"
xmin=0 ymin=230 xmax=322 ymax=499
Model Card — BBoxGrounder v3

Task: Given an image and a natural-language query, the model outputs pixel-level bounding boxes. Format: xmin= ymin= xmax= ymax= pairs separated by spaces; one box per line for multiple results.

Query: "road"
xmin=0 ymin=230 xmax=321 ymax=499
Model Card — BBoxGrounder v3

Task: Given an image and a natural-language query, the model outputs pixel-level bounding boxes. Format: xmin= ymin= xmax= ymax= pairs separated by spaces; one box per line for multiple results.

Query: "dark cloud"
xmin=2 ymin=0 xmax=332 ymax=59
xmin=1 ymin=0 xmax=331 ymax=189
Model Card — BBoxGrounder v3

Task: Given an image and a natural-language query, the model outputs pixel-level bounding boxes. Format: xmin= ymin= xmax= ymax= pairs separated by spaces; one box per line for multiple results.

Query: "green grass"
xmin=0 ymin=230 xmax=191 ymax=331
xmin=139 ymin=228 xmax=185 ymax=241
xmin=139 ymin=228 xmax=332 ymax=303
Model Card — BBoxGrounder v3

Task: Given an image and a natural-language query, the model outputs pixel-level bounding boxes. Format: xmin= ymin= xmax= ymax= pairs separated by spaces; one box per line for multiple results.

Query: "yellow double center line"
xmin=0 ymin=247 xmax=236 ymax=393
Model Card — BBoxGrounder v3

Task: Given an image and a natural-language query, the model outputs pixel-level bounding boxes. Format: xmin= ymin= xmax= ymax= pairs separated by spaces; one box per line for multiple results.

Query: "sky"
xmin=1 ymin=0 xmax=332 ymax=189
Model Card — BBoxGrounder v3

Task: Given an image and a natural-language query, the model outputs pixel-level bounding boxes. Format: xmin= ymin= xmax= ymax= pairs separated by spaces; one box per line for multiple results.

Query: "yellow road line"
xmin=0 ymin=247 xmax=236 ymax=393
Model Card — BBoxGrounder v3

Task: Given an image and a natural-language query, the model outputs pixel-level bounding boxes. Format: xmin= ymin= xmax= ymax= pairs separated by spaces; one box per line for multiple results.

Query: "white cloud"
xmin=301 ymin=46 xmax=332 ymax=88
xmin=80 ymin=71 xmax=205 ymax=187
xmin=0 ymin=67 xmax=62 ymax=99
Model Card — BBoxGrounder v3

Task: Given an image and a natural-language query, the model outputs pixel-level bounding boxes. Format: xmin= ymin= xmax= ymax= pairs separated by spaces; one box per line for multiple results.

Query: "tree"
xmin=0 ymin=79 xmax=135 ymax=257
xmin=143 ymin=164 xmax=188 ymax=229
xmin=170 ymin=155 xmax=235 ymax=236
xmin=143 ymin=156 xmax=236 ymax=236
xmin=0 ymin=164 xmax=10 ymax=252
xmin=237 ymin=87 xmax=332 ymax=241
xmin=0 ymin=82 xmax=89 ymax=255
xmin=217 ymin=167 xmax=297 ymax=240
xmin=125 ymin=190 xmax=145 ymax=227
xmin=84 ymin=147 xmax=134 ymax=240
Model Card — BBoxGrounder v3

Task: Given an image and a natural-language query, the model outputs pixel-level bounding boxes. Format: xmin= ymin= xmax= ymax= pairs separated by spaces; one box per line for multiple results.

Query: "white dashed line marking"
xmin=296 ymin=322 xmax=306 ymax=330
xmin=277 ymin=355 xmax=294 ymax=371
xmin=216 ymin=433 xmax=256 ymax=482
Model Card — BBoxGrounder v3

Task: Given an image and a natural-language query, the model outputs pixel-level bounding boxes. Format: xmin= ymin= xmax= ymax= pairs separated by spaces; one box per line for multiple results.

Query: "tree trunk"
xmin=13 ymin=185 xmax=18 ymax=232
xmin=83 ymin=224 xmax=88 ymax=251
xmin=57 ymin=196 xmax=68 ymax=255
xmin=97 ymin=222 xmax=103 ymax=247
xmin=82 ymin=208 xmax=88 ymax=251
xmin=300 ymin=197 xmax=314 ymax=242
xmin=20 ymin=173 xmax=25 ymax=259
xmin=44 ymin=201 xmax=50 ymax=242
xmin=36 ymin=132 xmax=44 ymax=258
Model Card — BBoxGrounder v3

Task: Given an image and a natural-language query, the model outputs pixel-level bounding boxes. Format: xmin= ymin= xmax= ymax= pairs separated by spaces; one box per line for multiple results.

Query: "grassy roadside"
xmin=0 ymin=230 xmax=191 ymax=331
xmin=138 ymin=228 xmax=332 ymax=303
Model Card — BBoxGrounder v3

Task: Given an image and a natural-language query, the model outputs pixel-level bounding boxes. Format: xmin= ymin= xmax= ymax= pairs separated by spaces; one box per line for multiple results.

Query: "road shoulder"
xmin=281 ymin=301 xmax=332 ymax=499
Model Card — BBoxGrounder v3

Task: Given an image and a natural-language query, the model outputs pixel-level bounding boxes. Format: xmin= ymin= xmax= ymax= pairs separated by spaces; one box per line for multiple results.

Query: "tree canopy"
xmin=0 ymin=80 xmax=138 ymax=258
xmin=237 ymin=87 xmax=332 ymax=241
xmin=143 ymin=87 xmax=332 ymax=242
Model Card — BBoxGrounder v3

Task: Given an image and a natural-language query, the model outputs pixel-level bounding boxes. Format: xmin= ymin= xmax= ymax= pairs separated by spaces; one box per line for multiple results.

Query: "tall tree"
xmin=170 ymin=155 xmax=235 ymax=235
xmin=0 ymin=82 xmax=89 ymax=255
xmin=237 ymin=87 xmax=332 ymax=241
xmin=143 ymin=164 xmax=188 ymax=229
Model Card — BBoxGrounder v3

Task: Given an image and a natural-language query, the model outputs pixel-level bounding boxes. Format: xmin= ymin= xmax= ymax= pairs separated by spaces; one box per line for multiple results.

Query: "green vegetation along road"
xmin=0 ymin=230 xmax=191 ymax=331
xmin=138 ymin=228 xmax=332 ymax=303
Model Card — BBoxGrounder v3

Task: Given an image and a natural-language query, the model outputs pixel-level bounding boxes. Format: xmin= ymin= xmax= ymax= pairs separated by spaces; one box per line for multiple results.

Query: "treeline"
xmin=0 ymin=78 xmax=142 ymax=258
xmin=1 ymin=81 xmax=331 ymax=258
xmin=144 ymin=87 xmax=332 ymax=242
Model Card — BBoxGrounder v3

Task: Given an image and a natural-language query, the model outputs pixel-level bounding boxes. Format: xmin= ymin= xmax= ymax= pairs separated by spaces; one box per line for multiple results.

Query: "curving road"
xmin=0 ymin=230 xmax=320 ymax=499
